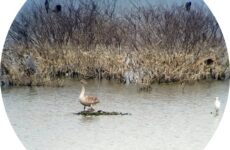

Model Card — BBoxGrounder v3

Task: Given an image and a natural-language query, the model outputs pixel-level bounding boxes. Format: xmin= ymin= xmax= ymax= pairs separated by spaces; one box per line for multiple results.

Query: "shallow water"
xmin=1 ymin=80 xmax=229 ymax=150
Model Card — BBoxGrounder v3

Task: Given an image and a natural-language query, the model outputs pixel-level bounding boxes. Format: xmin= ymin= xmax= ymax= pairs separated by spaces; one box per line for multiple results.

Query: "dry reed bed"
xmin=1 ymin=46 xmax=229 ymax=87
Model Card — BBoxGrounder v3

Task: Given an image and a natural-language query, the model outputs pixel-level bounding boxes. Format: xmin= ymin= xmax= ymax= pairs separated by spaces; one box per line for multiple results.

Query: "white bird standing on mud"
xmin=214 ymin=97 xmax=220 ymax=116
xmin=79 ymin=80 xmax=99 ymax=111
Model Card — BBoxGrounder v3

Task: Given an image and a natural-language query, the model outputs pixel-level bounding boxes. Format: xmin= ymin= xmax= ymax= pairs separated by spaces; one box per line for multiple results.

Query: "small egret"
xmin=215 ymin=97 xmax=220 ymax=116
xmin=79 ymin=80 xmax=100 ymax=111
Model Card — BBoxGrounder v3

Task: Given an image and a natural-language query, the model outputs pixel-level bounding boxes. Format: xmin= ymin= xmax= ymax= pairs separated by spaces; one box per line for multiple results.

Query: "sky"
xmin=117 ymin=0 xmax=204 ymax=7
xmin=22 ymin=0 xmax=207 ymax=11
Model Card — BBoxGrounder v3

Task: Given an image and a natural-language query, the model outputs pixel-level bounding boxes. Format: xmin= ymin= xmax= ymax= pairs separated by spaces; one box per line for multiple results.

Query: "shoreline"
xmin=1 ymin=1 xmax=228 ymax=89
xmin=1 ymin=46 xmax=229 ymax=88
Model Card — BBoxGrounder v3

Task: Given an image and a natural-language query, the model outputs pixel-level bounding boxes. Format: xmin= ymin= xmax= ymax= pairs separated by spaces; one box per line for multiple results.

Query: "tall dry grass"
xmin=1 ymin=44 xmax=228 ymax=87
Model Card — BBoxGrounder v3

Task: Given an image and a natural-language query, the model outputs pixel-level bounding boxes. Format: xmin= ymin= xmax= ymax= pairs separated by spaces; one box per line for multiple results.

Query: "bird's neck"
xmin=79 ymin=85 xmax=85 ymax=99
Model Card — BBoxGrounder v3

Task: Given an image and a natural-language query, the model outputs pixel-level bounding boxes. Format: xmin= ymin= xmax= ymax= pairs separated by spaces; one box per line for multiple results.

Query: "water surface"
xmin=2 ymin=80 xmax=229 ymax=150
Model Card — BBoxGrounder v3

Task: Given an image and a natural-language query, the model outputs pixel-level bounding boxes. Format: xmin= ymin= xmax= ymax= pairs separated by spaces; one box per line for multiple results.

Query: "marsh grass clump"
xmin=1 ymin=45 xmax=228 ymax=87
xmin=1 ymin=0 xmax=229 ymax=87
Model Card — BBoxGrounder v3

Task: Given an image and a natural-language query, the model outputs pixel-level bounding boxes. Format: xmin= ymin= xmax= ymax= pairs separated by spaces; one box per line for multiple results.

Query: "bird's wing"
xmin=85 ymin=96 xmax=99 ymax=104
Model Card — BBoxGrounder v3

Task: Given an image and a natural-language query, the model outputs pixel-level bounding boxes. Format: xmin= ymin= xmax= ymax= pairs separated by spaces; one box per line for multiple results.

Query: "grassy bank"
xmin=1 ymin=45 xmax=229 ymax=87
xmin=1 ymin=0 xmax=229 ymax=88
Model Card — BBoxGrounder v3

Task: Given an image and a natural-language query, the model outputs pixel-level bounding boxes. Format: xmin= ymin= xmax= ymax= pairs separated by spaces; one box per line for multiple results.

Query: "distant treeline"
xmin=6 ymin=0 xmax=224 ymax=52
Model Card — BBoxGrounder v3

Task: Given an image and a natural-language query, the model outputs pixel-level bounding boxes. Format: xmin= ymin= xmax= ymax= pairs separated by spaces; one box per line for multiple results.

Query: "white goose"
xmin=79 ymin=80 xmax=99 ymax=111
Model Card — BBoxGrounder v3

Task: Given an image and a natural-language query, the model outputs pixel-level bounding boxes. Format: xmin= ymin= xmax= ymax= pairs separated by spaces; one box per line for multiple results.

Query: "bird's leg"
xmin=90 ymin=104 xmax=95 ymax=112
xmin=215 ymin=109 xmax=219 ymax=116
xmin=84 ymin=106 xmax=86 ymax=111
